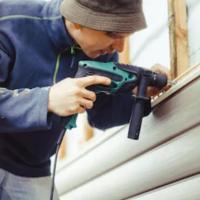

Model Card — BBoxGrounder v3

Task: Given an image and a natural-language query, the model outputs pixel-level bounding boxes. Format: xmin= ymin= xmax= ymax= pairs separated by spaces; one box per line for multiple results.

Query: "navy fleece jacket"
xmin=0 ymin=0 xmax=135 ymax=177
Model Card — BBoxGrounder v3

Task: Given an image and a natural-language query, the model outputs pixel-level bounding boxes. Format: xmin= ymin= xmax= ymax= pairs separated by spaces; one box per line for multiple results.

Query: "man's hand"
xmin=147 ymin=64 xmax=171 ymax=97
xmin=48 ymin=75 xmax=111 ymax=116
xmin=132 ymin=64 xmax=171 ymax=97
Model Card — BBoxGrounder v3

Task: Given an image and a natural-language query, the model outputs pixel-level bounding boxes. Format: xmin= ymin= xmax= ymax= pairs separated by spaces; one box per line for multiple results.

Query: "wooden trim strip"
xmin=168 ymin=0 xmax=189 ymax=78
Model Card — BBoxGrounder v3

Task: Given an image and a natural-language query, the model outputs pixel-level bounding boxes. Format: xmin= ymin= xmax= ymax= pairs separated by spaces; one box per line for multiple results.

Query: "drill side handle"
xmin=128 ymin=96 xmax=149 ymax=139
xmin=128 ymin=77 xmax=150 ymax=140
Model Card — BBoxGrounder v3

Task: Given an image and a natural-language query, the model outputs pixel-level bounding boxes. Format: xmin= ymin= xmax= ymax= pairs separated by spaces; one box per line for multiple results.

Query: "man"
xmin=0 ymin=0 xmax=163 ymax=199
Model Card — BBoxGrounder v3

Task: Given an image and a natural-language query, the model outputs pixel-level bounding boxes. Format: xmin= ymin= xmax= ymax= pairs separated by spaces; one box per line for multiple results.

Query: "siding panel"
xmin=56 ymin=75 xmax=200 ymax=200
xmin=128 ymin=174 xmax=200 ymax=200
xmin=60 ymin=126 xmax=200 ymax=200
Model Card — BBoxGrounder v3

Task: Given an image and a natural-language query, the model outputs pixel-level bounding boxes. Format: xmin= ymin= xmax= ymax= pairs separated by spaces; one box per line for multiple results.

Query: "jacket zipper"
xmin=53 ymin=45 xmax=79 ymax=84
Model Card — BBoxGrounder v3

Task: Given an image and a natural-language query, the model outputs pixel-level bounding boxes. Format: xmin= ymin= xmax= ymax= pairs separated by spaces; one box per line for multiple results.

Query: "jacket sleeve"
xmin=0 ymin=48 xmax=52 ymax=133
xmin=87 ymin=93 xmax=135 ymax=130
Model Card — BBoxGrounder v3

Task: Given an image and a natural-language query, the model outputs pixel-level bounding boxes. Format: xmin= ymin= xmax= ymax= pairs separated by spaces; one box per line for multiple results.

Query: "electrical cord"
xmin=49 ymin=45 xmax=79 ymax=200
xmin=49 ymin=128 xmax=66 ymax=200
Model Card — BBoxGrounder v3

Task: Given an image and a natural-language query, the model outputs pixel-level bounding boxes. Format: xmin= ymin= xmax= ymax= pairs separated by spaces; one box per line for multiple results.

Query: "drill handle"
xmin=128 ymin=76 xmax=150 ymax=140
xmin=128 ymin=96 xmax=147 ymax=140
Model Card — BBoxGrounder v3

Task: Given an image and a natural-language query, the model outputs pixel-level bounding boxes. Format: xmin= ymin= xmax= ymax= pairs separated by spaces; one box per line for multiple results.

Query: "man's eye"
xmin=106 ymin=32 xmax=120 ymax=39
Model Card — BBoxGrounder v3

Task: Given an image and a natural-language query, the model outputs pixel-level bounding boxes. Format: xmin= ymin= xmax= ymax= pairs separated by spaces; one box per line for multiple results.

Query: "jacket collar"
xmin=42 ymin=0 xmax=75 ymax=53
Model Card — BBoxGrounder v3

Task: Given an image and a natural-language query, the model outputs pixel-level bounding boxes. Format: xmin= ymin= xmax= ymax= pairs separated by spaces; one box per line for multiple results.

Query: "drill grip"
xmin=128 ymin=96 xmax=148 ymax=140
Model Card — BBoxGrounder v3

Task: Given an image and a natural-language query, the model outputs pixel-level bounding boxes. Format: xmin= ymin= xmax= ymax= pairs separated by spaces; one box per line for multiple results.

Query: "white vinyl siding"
xmin=56 ymin=67 xmax=200 ymax=200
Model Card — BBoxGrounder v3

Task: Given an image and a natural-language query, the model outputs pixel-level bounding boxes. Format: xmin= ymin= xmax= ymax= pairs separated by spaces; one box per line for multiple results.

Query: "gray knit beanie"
xmin=60 ymin=0 xmax=147 ymax=33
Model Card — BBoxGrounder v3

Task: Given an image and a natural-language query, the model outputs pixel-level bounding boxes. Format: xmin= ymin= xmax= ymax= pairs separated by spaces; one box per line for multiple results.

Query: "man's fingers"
xmin=77 ymin=75 xmax=111 ymax=87
xmin=79 ymin=98 xmax=94 ymax=109
xmin=151 ymin=64 xmax=171 ymax=80
xmin=81 ymin=89 xmax=96 ymax=102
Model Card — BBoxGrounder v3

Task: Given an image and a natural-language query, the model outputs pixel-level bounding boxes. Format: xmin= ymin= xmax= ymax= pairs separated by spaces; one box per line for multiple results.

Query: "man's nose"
xmin=112 ymin=38 xmax=125 ymax=53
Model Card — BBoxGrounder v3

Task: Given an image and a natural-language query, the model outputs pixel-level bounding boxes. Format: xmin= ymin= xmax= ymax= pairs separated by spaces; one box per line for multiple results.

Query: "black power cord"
xmin=49 ymin=128 xmax=66 ymax=200
xmin=49 ymin=45 xmax=79 ymax=200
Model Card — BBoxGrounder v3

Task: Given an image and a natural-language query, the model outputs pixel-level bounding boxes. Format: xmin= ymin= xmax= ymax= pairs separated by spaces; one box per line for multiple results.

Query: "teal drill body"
xmin=66 ymin=60 xmax=168 ymax=140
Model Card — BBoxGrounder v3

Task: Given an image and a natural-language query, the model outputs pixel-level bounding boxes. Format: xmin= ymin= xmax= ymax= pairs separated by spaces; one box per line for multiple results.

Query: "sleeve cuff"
xmin=38 ymin=87 xmax=52 ymax=129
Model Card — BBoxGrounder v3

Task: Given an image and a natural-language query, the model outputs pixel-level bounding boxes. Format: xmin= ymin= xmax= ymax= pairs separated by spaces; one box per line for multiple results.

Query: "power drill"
xmin=66 ymin=60 xmax=168 ymax=140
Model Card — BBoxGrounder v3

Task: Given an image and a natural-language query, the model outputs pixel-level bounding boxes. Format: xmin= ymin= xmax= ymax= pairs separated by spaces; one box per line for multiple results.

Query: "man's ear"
xmin=73 ymin=23 xmax=82 ymax=30
xmin=65 ymin=20 xmax=82 ymax=31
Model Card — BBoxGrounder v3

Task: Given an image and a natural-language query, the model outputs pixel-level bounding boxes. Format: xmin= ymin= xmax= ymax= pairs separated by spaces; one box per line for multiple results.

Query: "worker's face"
xmin=66 ymin=21 xmax=132 ymax=58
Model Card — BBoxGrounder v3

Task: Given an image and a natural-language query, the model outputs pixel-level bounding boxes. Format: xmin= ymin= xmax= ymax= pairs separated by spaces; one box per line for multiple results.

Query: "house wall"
xmin=187 ymin=0 xmax=200 ymax=67
xmin=130 ymin=0 xmax=170 ymax=68
xmin=56 ymin=67 xmax=200 ymax=199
